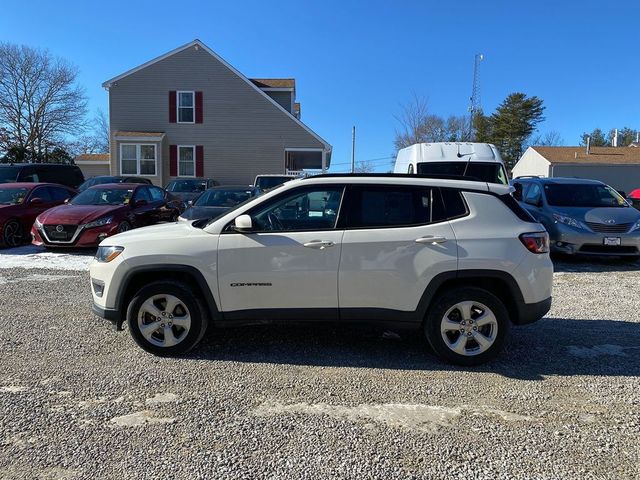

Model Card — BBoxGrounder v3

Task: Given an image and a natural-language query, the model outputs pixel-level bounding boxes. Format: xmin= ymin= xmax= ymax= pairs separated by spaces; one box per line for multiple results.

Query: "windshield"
xmin=255 ymin=176 xmax=293 ymax=190
xmin=0 ymin=187 xmax=30 ymax=205
xmin=195 ymin=189 xmax=253 ymax=207
xmin=71 ymin=187 xmax=134 ymax=206
xmin=166 ymin=180 xmax=208 ymax=193
xmin=0 ymin=166 xmax=21 ymax=183
xmin=544 ymin=184 xmax=628 ymax=208
xmin=416 ymin=162 xmax=508 ymax=185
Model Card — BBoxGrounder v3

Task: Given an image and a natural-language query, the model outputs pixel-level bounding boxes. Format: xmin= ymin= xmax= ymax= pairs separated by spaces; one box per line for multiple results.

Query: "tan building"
xmin=74 ymin=153 xmax=110 ymax=178
xmin=512 ymin=146 xmax=640 ymax=193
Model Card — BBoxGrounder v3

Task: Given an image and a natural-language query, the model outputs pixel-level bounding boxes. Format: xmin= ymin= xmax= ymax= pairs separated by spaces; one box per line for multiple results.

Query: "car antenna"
xmin=457 ymin=143 xmax=474 ymax=177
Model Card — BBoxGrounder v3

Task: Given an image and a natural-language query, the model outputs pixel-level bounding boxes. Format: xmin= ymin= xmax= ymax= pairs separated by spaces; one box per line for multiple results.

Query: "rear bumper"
xmin=513 ymin=296 xmax=552 ymax=325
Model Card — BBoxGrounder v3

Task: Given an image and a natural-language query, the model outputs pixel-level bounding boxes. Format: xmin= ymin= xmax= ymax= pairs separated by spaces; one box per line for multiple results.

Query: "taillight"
xmin=519 ymin=232 xmax=549 ymax=254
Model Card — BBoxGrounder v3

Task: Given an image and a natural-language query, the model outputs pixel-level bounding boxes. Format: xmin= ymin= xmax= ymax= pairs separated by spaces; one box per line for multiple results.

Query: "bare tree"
xmin=354 ymin=160 xmax=375 ymax=173
xmin=531 ymin=130 xmax=564 ymax=146
xmin=0 ymin=43 xmax=87 ymax=160
xmin=394 ymin=93 xmax=470 ymax=152
xmin=68 ymin=109 xmax=109 ymax=155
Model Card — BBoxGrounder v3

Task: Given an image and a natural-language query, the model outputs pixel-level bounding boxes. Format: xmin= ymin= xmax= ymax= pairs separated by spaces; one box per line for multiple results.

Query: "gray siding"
xmin=76 ymin=163 xmax=110 ymax=178
xmin=264 ymin=91 xmax=293 ymax=112
xmin=108 ymin=45 xmax=327 ymax=185
xmin=551 ymin=164 xmax=640 ymax=193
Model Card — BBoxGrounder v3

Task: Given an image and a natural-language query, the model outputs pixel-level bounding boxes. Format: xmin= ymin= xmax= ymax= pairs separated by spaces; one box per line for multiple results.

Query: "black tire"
xmin=3 ymin=219 xmax=24 ymax=248
xmin=127 ymin=281 xmax=209 ymax=356
xmin=424 ymin=287 xmax=510 ymax=366
xmin=117 ymin=221 xmax=132 ymax=233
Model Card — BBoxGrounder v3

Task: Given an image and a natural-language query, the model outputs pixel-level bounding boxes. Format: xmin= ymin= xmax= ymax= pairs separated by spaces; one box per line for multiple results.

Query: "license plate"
xmin=603 ymin=237 xmax=621 ymax=246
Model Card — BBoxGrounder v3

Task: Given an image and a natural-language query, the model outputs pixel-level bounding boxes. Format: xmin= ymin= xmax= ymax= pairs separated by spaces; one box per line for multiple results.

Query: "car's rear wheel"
xmin=117 ymin=221 xmax=131 ymax=233
xmin=3 ymin=220 xmax=23 ymax=247
xmin=424 ymin=287 xmax=509 ymax=366
xmin=127 ymin=281 xmax=209 ymax=356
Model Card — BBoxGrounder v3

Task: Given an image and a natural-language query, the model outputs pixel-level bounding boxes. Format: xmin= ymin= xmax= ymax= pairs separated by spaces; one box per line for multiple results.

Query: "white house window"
xmin=178 ymin=146 xmax=195 ymax=177
xmin=120 ymin=144 xmax=157 ymax=176
xmin=177 ymin=91 xmax=194 ymax=123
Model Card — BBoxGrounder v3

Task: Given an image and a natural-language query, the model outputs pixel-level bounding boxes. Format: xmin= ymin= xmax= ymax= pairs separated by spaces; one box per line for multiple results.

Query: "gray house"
xmin=102 ymin=39 xmax=331 ymax=186
xmin=512 ymin=146 xmax=640 ymax=192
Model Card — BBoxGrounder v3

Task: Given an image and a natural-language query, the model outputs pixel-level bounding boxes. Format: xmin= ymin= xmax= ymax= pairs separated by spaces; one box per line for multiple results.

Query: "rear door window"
xmin=344 ymin=185 xmax=440 ymax=228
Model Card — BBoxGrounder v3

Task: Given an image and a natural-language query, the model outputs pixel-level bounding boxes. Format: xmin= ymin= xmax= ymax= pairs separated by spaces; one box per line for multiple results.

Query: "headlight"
xmin=95 ymin=246 xmax=124 ymax=263
xmin=553 ymin=213 xmax=583 ymax=229
xmin=84 ymin=216 xmax=113 ymax=229
xmin=630 ymin=220 xmax=640 ymax=232
xmin=178 ymin=216 xmax=187 ymax=222
xmin=34 ymin=217 xmax=42 ymax=229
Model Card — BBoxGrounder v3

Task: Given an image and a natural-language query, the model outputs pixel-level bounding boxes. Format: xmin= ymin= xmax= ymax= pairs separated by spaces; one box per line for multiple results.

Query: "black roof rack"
xmin=306 ymin=173 xmax=483 ymax=182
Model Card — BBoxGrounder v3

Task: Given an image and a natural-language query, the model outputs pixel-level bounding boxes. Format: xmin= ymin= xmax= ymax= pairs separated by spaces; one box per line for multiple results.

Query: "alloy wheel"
xmin=440 ymin=301 xmax=498 ymax=356
xmin=137 ymin=294 xmax=192 ymax=348
xmin=3 ymin=220 xmax=23 ymax=247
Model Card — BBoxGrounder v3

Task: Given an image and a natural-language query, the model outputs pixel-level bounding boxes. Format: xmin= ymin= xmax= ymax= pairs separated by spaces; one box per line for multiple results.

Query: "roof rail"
xmin=306 ymin=173 xmax=483 ymax=182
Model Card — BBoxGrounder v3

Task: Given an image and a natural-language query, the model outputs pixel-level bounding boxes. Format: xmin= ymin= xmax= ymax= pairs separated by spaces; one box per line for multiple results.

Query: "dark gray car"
xmin=512 ymin=177 xmax=640 ymax=258
xmin=178 ymin=185 xmax=262 ymax=222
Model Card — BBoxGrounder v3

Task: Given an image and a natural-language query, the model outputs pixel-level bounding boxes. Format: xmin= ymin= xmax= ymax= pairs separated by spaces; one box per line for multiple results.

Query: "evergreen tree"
xmin=488 ymin=93 xmax=545 ymax=169
xmin=580 ymin=128 xmax=608 ymax=146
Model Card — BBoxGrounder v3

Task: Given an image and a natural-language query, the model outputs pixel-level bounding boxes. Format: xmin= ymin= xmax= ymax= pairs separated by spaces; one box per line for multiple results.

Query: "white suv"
xmin=90 ymin=175 xmax=553 ymax=365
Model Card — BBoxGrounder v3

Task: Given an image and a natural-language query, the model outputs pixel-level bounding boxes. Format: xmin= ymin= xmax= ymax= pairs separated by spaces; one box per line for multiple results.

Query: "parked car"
xmin=393 ymin=142 xmax=509 ymax=185
xmin=628 ymin=189 xmax=640 ymax=210
xmin=179 ymin=185 xmax=262 ymax=222
xmin=0 ymin=183 xmax=76 ymax=247
xmin=32 ymin=184 xmax=183 ymax=248
xmin=0 ymin=163 xmax=84 ymax=189
xmin=165 ymin=179 xmax=220 ymax=204
xmin=90 ymin=174 xmax=553 ymax=365
xmin=253 ymin=174 xmax=297 ymax=190
xmin=512 ymin=177 xmax=640 ymax=258
xmin=78 ymin=176 xmax=153 ymax=192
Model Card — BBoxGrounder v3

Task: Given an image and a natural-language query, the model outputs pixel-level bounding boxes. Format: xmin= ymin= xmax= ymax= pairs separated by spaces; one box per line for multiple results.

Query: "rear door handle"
xmin=303 ymin=240 xmax=335 ymax=250
xmin=415 ymin=235 xmax=447 ymax=245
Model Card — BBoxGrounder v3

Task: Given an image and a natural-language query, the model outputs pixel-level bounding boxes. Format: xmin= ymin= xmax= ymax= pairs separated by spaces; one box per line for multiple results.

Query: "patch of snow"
xmin=0 ymin=245 xmax=93 ymax=271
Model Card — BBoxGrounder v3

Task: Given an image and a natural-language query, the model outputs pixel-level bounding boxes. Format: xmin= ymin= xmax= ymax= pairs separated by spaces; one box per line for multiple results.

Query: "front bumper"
xmin=548 ymin=223 xmax=640 ymax=256
xmin=32 ymin=223 xmax=119 ymax=248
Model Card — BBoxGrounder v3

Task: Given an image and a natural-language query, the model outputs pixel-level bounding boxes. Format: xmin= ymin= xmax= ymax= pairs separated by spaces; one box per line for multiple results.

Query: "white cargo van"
xmin=394 ymin=142 xmax=509 ymax=185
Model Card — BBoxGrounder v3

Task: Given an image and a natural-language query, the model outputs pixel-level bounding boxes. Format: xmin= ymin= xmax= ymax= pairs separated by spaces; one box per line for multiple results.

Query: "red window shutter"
xmin=170 ymin=145 xmax=177 ymax=176
xmin=169 ymin=91 xmax=177 ymax=123
xmin=195 ymin=91 xmax=203 ymax=123
xmin=196 ymin=145 xmax=204 ymax=177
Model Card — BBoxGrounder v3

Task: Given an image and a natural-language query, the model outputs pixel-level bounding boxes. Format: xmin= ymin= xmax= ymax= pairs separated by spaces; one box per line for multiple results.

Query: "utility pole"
xmin=351 ymin=126 xmax=356 ymax=173
xmin=468 ymin=53 xmax=484 ymax=140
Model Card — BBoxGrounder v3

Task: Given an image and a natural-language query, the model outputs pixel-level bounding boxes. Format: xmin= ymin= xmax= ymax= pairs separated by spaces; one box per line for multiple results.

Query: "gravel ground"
xmin=0 ymin=257 xmax=639 ymax=479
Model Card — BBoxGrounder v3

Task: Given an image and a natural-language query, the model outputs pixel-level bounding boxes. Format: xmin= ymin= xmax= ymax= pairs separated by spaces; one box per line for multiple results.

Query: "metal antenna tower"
xmin=468 ymin=53 xmax=484 ymax=139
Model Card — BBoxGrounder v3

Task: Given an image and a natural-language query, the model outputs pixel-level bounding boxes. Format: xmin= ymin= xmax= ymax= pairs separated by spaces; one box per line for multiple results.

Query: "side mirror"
xmin=233 ymin=214 xmax=253 ymax=232
xmin=30 ymin=197 xmax=44 ymax=206
xmin=64 ymin=198 xmax=70 ymax=204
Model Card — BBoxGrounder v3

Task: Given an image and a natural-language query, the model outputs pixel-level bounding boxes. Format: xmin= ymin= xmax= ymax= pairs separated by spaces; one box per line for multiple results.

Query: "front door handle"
xmin=415 ymin=235 xmax=447 ymax=245
xmin=303 ymin=240 xmax=335 ymax=250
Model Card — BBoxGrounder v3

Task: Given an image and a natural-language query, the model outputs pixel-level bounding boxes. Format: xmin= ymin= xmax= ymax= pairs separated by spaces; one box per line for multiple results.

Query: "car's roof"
xmin=0 ymin=163 xmax=77 ymax=168
xmin=296 ymin=173 xmax=512 ymax=195
xmin=209 ymin=185 xmax=257 ymax=190
xmin=0 ymin=182 xmax=70 ymax=189
xmin=87 ymin=183 xmax=141 ymax=189
xmin=515 ymin=176 xmax=604 ymax=185
xmin=255 ymin=174 xmax=297 ymax=178
xmin=168 ymin=178 xmax=213 ymax=182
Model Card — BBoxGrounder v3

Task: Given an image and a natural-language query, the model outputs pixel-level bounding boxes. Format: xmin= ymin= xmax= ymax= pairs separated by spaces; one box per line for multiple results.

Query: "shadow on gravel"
xmin=552 ymin=254 xmax=640 ymax=273
xmin=191 ymin=317 xmax=640 ymax=380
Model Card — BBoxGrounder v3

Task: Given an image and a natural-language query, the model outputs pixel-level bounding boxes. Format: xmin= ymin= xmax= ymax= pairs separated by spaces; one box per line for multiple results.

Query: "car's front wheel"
xmin=424 ymin=287 xmax=509 ymax=366
xmin=3 ymin=219 xmax=24 ymax=247
xmin=127 ymin=281 xmax=209 ymax=356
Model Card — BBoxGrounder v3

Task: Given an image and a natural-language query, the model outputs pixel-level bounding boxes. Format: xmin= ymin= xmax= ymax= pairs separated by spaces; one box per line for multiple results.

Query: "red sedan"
xmin=0 ymin=183 xmax=76 ymax=247
xmin=32 ymin=183 xmax=183 ymax=248
xmin=629 ymin=189 xmax=640 ymax=210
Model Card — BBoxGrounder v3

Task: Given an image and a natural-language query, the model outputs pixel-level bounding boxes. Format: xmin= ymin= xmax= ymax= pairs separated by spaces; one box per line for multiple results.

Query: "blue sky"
xmin=2 ymin=0 xmax=639 ymax=171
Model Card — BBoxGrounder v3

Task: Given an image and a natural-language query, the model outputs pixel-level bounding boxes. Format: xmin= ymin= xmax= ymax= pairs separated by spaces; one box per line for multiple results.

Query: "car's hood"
xmin=552 ymin=206 xmax=640 ymax=224
xmin=181 ymin=206 xmax=230 ymax=221
xmin=100 ymin=221 xmax=204 ymax=247
xmin=39 ymin=204 xmax=125 ymax=225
